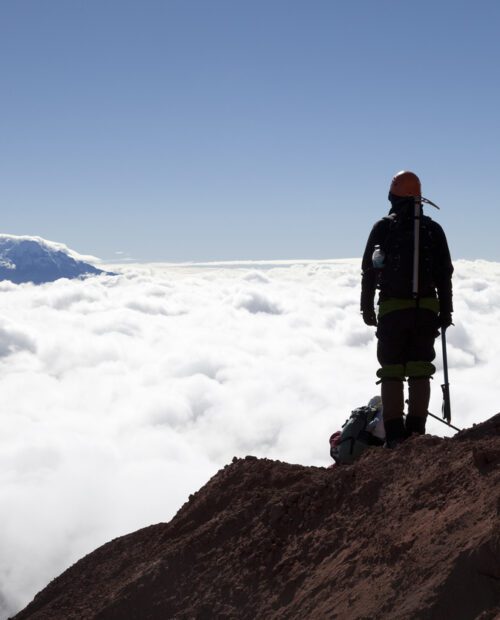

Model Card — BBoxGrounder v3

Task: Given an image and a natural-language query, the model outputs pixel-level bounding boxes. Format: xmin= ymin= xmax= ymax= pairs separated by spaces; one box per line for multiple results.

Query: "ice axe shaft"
xmin=441 ymin=327 xmax=451 ymax=423
xmin=427 ymin=411 xmax=460 ymax=432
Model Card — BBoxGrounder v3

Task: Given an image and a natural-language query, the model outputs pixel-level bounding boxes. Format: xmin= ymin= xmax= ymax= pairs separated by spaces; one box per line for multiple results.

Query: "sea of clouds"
xmin=1 ymin=258 xmax=499 ymax=616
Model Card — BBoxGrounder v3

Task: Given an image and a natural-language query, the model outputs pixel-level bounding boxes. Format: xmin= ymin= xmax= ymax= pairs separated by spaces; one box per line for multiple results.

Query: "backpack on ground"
xmin=330 ymin=405 xmax=384 ymax=465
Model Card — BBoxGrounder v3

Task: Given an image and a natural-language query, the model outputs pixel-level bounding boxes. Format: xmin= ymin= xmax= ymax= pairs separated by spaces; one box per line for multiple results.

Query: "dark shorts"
xmin=376 ymin=309 xmax=439 ymax=380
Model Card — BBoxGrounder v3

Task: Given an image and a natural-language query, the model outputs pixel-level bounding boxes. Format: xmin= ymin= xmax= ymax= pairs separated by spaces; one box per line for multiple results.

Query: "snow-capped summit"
xmin=0 ymin=234 xmax=110 ymax=284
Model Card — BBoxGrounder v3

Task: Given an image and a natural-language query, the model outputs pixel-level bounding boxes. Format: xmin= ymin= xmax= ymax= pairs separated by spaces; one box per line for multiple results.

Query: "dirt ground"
xmin=13 ymin=414 xmax=500 ymax=620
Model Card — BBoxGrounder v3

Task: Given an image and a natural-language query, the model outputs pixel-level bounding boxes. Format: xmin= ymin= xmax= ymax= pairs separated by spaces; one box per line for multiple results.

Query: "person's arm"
xmin=360 ymin=223 xmax=382 ymax=326
xmin=433 ymin=223 xmax=454 ymax=326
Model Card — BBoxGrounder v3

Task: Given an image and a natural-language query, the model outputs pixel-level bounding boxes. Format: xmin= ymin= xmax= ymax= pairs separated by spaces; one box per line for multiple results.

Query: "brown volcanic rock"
xmin=13 ymin=415 xmax=500 ymax=620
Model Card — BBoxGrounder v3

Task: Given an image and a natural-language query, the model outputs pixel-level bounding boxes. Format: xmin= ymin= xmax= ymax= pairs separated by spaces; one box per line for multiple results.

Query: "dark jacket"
xmin=361 ymin=201 xmax=453 ymax=315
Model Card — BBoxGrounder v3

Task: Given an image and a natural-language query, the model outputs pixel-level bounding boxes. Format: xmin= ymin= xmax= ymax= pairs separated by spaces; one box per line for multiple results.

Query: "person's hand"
xmin=362 ymin=308 xmax=377 ymax=327
xmin=439 ymin=312 xmax=453 ymax=329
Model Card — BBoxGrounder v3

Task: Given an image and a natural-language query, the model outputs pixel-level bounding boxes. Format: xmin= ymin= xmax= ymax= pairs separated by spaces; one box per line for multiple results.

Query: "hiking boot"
xmin=384 ymin=437 xmax=406 ymax=449
xmin=384 ymin=417 xmax=406 ymax=449
xmin=406 ymin=415 xmax=426 ymax=435
xmin=407 ymin=377 xmax=429 ymax=435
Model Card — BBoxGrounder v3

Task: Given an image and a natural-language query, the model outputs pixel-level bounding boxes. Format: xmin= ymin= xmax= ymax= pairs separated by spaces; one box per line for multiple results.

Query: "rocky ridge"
xmin=13 ymin=415 xmax=500 ymax=619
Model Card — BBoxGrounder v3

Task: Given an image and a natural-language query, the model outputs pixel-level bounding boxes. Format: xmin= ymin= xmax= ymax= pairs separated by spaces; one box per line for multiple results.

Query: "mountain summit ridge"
xmin=13 ymin=414 xmax=500 ymax=619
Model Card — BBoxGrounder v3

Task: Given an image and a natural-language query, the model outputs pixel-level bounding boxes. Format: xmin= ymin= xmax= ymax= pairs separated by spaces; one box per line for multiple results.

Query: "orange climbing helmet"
xmin=389 ymin=170 xmax=421 ymax=197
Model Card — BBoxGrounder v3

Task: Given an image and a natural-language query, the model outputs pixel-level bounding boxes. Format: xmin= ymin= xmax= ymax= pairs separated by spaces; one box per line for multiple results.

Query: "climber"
xmin=360 ymin=171 xmax=453 ymax=447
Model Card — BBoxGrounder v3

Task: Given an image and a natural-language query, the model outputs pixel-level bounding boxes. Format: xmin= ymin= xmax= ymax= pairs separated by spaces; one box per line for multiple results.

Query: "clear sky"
xmin=1 ymin=0 xmax=499 ymax=262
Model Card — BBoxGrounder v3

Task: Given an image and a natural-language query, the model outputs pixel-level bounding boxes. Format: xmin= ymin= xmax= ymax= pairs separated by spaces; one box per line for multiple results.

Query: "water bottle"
xmin=372 ymin=245 xmax=385 ymax=269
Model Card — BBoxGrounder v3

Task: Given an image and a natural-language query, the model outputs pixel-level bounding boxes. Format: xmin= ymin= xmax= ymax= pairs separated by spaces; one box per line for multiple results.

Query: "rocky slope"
xmin=13 ymin=415 xmax=500 ymax=620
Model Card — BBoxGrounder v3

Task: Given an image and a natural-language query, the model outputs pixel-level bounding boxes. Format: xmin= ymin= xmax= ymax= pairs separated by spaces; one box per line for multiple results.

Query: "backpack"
xmin=377 ymin=212 xmax=435 ymax=298
xmin=330 ymin=406 xmax=384 ymax=465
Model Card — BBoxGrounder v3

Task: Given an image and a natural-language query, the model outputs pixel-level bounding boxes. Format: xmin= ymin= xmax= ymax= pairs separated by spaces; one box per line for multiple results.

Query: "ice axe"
xmin=413 ymin=196 xmax=457 ymax=431
xmin=419 ymin=197 xmax=455 ymax=427
xmin=441 ymin=326 xmax=452 ymax=424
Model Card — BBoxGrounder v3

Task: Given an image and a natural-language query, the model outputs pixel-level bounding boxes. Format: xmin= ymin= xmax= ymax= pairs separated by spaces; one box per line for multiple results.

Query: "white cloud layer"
xmin=0 ymin=258 xmax=498 ymax=616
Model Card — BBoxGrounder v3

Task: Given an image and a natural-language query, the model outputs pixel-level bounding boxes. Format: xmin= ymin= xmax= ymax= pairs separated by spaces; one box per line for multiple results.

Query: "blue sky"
xmin=1 ymin=0 xmax=499 ymax=261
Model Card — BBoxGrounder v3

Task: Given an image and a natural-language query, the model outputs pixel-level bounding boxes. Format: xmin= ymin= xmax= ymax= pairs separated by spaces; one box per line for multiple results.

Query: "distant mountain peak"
xmin=0 ymin=234 xmax=111 ymax=284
